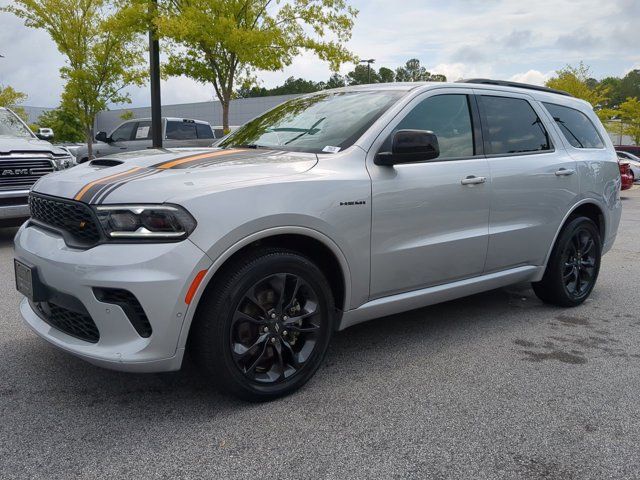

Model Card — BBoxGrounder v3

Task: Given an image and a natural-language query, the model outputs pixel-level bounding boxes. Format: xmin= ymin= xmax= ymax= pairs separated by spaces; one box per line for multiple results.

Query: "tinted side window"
xmin=111 ymin=122 xmax=136 ymax=142
xmin=543 ymin=102 xmax=604 ymax=149
xmin=480 ymin=96 xmax=551 ymax=154
xmin=166 ymin=121 xmax=197 ymax=140
xmin=196 ymin=123 xmax=214 ymax=139
xmin=133 ymin=121 xmax=152 ymax=140
xmin=388 ymin=94 xmax=474 ymax=159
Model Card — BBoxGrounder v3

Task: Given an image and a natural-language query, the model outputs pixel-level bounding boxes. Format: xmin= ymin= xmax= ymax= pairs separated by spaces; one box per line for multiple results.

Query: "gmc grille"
xmin=0 ymin=157 xmax=55 ymax=191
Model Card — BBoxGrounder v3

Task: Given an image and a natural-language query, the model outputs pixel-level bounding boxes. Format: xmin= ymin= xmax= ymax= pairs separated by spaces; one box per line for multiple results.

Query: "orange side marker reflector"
xmin=185 ymin=270 xmax=208 ymax=305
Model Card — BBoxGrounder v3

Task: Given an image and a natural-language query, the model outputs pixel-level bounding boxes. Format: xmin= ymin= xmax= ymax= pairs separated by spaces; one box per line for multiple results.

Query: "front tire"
xmin=532 ymin=216 xmax=601 ymax=307
xmin=191 ymin=248 xmax=335 ymax=402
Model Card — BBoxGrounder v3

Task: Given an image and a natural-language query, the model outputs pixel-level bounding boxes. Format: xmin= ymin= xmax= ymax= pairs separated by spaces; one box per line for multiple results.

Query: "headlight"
xmin=52 ymin=155 xmax=75 ymax=170
xmin=94 ymin=204 xmax=197 ymax=240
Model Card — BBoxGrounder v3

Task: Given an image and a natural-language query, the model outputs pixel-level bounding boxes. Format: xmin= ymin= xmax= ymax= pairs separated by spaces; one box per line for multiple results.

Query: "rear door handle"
xmin=555 ymin=168 xmax=575 ymax=176
xmin=461 ymin=175 xmax=486 ymax=185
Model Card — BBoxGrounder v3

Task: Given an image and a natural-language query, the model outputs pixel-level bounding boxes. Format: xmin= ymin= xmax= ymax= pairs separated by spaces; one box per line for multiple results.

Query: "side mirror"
xmin=375 ymin=129 xmax=440 ymax=166
xmin=95 ymin=131 xmax=109 ymax=143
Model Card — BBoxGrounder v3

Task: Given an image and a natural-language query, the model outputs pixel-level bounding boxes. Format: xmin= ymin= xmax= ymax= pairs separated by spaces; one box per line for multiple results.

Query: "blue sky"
xmin=1 ymin=0 xmax=638 ymax=108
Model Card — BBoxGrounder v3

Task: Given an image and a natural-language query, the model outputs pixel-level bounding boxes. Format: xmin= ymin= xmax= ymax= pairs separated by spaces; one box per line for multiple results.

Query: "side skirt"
xmin=338 ymin=265 xmax=544 ymax=330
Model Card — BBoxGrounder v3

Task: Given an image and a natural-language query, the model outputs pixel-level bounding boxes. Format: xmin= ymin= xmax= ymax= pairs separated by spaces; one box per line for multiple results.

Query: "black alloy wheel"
xmin=192 ymin=248 xmax=334 ymax=401
xmin=561 ymin=227 xmax=598 ymax=299
xmin=532 ymin=216 xmax=601 ymax=307
xmin=230 ymin=273 xmax=323 ymax=384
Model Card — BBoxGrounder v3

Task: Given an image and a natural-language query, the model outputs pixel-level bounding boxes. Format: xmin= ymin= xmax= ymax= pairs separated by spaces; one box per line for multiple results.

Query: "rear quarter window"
xmin=542 ymin=102 xmax=604 ymax=149
xmin=479 ymin=96 xmax=551 ymax=155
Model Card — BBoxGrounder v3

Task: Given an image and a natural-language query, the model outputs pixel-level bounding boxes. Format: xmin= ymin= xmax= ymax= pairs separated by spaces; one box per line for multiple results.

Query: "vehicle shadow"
xmin=5 ymin=281 xmax=543 ymax=417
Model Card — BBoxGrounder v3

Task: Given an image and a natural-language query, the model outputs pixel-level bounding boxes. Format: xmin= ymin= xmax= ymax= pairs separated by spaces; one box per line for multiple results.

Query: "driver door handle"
xmin=555 ymin=168 xmax=575 ymax=176
xmin=461 ymin=175 xmax=486 ymax=185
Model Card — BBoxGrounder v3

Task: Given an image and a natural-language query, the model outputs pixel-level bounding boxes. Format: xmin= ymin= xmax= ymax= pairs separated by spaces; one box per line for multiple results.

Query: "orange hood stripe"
xmin=73 ymin=149 xmax=247 ymax=203
xmin=74 ymin=167 xmax=144 ymax=201
xmin=154 ymin=149 xmax=245 ymax=170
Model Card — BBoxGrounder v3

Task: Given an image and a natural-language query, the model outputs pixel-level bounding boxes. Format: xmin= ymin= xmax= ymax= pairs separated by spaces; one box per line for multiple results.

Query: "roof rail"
xmin=456 ymin=78 xmax=573 ymax=98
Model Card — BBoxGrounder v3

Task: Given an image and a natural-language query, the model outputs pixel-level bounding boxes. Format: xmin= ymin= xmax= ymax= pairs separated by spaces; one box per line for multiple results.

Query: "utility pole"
xmin=360 ymin=59 xmax=375 ymax=84
xmin=149 ymin=0 xmax=162 ymax=148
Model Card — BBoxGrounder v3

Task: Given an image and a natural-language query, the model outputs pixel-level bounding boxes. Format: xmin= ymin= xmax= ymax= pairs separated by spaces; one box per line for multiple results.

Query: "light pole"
xmin=359 ymin=58 xmax=375 ymax=84
xmin=149 ymin=0 xmax=162 ymax=148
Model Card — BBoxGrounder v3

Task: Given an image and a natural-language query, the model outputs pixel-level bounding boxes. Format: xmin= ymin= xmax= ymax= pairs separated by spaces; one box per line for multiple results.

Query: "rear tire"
xmin=191 ymin=248 xmax=335 ymax=402
xmin=532 ymin=216 xmax=601 ymax=307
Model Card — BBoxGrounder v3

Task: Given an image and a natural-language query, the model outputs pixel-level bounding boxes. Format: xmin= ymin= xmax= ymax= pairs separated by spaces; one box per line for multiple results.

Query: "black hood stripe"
xmin=93 ymin=169 xmax=161 ymax=204
xmin=87 ymin=168 xmax=154 ymax=204
xmin=74 ymin=167 xmax=143 ymax=202
xmin=75 ymin=148 xmax=287 ymax=204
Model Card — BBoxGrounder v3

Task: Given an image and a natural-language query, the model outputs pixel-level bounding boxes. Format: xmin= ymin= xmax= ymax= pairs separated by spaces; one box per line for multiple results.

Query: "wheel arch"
xmin=541 ymin=200 xmax=606 ymax=272
xmin=176 ymin=227 xmax=352 ymax=352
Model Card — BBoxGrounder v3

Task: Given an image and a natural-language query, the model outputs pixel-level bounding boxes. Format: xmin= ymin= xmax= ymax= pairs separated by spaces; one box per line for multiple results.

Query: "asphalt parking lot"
xmin=1 ymin=189 xmax=640 ymax=480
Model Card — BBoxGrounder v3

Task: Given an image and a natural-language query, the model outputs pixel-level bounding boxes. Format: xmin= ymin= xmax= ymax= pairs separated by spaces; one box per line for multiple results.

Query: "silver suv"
xmin=0 ymin=107 xmax=73 ymax=226
xmin=14 ymin=81 xmax=621 ymax=401
xmin=75 ymin=117 xmax=217 ymax=163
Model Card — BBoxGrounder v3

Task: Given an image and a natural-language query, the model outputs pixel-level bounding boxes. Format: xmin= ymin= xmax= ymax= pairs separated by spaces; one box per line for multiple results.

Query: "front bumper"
xmin=0 ymin=190 xmax=30 ymax=220
xmin=14 ymin=224 xmax=212 ymax=372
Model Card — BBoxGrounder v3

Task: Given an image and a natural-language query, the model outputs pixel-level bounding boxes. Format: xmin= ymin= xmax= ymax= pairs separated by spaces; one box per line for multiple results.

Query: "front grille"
xmin=34 ymin=301 xmax=100 ymax=343
xmin=29 ymin=194 xmax=102 ymax=246
xmin=0 ymin=158 xmax=54 ymax=191
xmin=93 ymin=288 xmax=152 ymax=338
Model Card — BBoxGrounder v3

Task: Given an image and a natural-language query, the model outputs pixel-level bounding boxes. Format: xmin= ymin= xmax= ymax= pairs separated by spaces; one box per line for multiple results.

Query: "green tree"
xmin=545 ymin=63 xmax=611 ymax=121
xmin=346 ymin=64 xmax=380 ymax=85
xmin=0 ymin=85 xmax=29 ymax=121
xmin=5 ymin=0 xmax=146 ymax=159
xmin=325 ymin=73 xmax=346 ymax=89
xmin=395 ymin=59 xmax=446 ymax=82
xmin=120 ymin=110 xmax=135 ymax=120
xmin=618 ymin=97 xmax=640 ymax=145
xmin=35 ymin=105 xmax=85 ymax=143
xmin=378 ymin=67 xmax=395 ymax=83
xmin=237 ymin=77 xmax=322 ymax=98
xmin=155 ymin=0 xmax=357 ymax=130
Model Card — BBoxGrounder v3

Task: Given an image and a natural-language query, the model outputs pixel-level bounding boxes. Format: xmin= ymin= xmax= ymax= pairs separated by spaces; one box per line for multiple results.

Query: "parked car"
xmin=0 ymin=107 xmax=74 ymax=227
xmin=14 ymin=80 xmax=621 ymax=401
xmin=36 ymin=127 xmax=54 ymax=140
xmin=74 ymin=117 xmax=217 ymax=163
xmin=211 ymin=125 xmax=240 ymax=139
xmin=616 ymin=145 xmax=640 ymax=157
xmin=619 ymin=161 xmax=633 ymax=190
xmin=616 ymin=150 xmax=640 ymax=181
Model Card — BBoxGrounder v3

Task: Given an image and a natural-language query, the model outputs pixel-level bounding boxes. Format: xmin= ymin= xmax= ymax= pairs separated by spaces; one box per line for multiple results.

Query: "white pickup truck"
xmin=0 ymin=107 xmax=73 ymax=226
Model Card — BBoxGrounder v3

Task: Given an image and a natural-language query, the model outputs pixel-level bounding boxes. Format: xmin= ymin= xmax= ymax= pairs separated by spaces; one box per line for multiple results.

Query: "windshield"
xmin=0 ymin=110 xmax=33 ymax=138
xmin=219 ymin=90 xmax=405 ymax=153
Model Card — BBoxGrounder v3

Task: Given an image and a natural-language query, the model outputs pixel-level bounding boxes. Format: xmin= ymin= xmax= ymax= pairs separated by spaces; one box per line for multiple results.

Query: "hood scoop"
xmin=90 ymin=158 xmax=124 ymax=168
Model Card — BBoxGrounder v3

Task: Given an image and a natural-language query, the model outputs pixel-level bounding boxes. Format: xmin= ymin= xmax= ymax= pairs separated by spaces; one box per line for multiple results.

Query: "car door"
xmin=368 ymin=89 xmax=491 ymax=299
xmin=103 ymin=121 xmax=137 ymax=156
xmin=118 ymin=120 xmax=153 ymax=153
xmin=475 ymin=91 xmax=580 ymax=272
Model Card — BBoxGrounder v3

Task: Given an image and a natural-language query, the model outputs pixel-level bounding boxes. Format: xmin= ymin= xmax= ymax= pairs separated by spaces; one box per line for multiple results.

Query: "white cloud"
xmin=509 ymin=70 xmax=554 ymax=86
xmin=431 ymin=63 xmax=496 ymax=82
xmin=2 ymin=0 xmax=639 ymax=108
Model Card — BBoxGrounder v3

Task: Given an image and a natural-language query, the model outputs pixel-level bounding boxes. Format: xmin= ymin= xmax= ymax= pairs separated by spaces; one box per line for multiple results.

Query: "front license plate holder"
xmin=14 ymin=259 xmax=47 ymax=302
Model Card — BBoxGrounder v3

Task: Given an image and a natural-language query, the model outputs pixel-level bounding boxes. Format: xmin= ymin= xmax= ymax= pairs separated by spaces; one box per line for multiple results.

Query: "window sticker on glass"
xmin=136 ymin=126 xmax=150 ymax=139
xmin=322 ymin=145 xmax=341 ymax=153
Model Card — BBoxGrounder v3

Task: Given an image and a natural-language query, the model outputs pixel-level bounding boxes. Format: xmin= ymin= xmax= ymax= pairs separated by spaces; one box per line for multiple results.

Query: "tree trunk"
xmin=86 ymin=126 xmax=94 ymax=160
xmin=222 ymin=99 xmax=230 ymax=134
